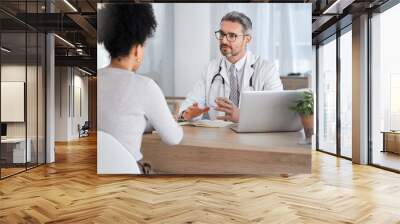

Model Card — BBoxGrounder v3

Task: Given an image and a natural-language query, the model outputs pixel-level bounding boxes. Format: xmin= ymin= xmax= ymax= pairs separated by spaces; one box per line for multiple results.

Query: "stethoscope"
xmin=209 ymin=57 xmax=259 ymax=97
xmin=206 ymin=57 xmax=260 ymax=112
xmin=203 ymin=57 xmax=259 ymax=119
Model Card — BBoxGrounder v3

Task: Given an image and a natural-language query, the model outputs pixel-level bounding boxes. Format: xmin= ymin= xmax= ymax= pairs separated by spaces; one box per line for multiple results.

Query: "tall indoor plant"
xmin=291 ymin=90 xmax=314 ymax=144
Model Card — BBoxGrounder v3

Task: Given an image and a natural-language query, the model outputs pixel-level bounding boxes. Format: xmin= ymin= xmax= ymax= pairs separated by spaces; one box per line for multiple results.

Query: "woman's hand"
xmin=182 ymin=103 xmax=210 ymax=121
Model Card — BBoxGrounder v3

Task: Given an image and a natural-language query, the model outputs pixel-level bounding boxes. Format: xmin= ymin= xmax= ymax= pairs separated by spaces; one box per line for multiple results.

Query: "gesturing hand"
xmin=182 ymin=102 xmax=209 ymax=121
xmin=215 ymin=97 xmax=240 ymax=123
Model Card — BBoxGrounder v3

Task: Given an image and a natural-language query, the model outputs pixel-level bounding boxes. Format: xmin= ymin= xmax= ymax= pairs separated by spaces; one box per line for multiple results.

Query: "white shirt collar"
xmin=224 ymin=51 xmax=248 ymax=72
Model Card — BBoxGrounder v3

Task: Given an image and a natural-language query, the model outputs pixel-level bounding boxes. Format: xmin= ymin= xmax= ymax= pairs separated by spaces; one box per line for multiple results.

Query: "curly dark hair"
xmin=97 ymin=3 xmax=157 ymax=59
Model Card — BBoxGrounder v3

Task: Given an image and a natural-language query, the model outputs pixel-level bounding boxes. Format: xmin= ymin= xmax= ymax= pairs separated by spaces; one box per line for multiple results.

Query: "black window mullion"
xmin=336 ymin=28 xmax=341 ymax=157
xmin=316 ymin=45 xmax=320 ymax=150
xmin=367 ymin=11 xmax=373 ymax=165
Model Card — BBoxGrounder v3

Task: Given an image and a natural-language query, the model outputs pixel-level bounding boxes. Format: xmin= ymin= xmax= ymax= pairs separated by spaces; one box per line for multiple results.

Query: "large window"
xmin=340 ymin=29 xmax=352 ymax=158
xmin=371 ymin=2 xmax=400 ymax=171
xmin=317 ymin=37 xmax=337 ymax=154
xmin=316 ymin=27 xmax=353 ymax=159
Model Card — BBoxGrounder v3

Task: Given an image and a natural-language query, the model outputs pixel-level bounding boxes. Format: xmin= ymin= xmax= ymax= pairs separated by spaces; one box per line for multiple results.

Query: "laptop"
xmin=230 ymin=90 xmax=303 ymax=133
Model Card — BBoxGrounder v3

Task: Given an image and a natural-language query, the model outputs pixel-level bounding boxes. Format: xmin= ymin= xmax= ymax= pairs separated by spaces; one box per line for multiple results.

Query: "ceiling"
xmin=1 ymin=0 xmax=97 ymax=73
xmin=310 ymin=0 xmax=390 ymax=43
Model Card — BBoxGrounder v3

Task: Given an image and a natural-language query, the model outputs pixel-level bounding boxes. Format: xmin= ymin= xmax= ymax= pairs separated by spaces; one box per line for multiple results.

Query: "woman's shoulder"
xmin=128 ymin=73 xmax=158 ymax=91
xmin=127 ymin=73 xmax=161 ymax=95
xmin=98 ymin=67 xmax=137 ymax=77
xmin=98 ymin=67 xmax=153 ymax=83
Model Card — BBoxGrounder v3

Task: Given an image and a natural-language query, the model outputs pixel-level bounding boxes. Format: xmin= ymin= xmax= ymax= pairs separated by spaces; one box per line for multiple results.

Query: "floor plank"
xmin=1 ymin=134 xmax=400 ymax=223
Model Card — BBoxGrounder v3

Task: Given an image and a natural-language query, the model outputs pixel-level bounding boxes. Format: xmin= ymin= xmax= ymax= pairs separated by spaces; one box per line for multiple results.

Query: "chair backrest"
xmin=82 ymin=121 xmax=90 ymax=129
xmin=97 ymin=131 xmax=141 ymax=174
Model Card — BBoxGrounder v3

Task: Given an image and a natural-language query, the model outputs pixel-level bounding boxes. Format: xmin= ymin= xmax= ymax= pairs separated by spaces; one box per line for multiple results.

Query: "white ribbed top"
xmin=98 ymin=67 xmax=183 ymax=161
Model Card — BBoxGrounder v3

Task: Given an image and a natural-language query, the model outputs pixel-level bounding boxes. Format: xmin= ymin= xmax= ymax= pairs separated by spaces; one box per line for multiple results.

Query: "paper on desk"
xmin=179 ymin=119 xmax=233 ymax=128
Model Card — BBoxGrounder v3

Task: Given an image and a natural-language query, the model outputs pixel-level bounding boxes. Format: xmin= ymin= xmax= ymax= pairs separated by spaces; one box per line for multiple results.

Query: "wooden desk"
xmin=280 ymin=76 xmax=310 ymax=90
xmin=1 ymin=138 xmax=32 ymax=164
xmin=166 ymin=96 xmax=185 ymax=117
xmin=382 ymin=131 xmax=400 ymax=154
xmin=142 ymin=126 xmax=311 ymax=175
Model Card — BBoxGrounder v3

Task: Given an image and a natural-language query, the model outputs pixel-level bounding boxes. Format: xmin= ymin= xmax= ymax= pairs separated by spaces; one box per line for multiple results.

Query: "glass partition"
xmin=0 ymin=1 xmax=46 ymax=179
xmin=1 ymin=31 xmax=28 ymax=177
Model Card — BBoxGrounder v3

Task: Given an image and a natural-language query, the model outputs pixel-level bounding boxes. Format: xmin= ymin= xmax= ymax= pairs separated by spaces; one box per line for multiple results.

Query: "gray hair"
xmin=221 ymin=11 xmax=252 ymax=34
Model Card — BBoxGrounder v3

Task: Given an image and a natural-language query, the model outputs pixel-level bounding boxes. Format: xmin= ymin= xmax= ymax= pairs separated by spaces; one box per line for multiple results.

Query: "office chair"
xmin=79 ymin=121 xmax=90 ymax=138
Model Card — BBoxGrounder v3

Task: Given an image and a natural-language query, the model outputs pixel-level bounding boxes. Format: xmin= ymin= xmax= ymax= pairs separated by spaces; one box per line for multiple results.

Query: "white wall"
xmin=55 ymin=67 xmax=69 ymax=141
xmin=1 ymin=65 xmax=37 ymax=138
xmin=97 ymin=3 xmax=311 ymax=97
xmin=55 ymin=67 xmax=89 ymax=141
xmin=72 ymin=74 xmax=89 ymax=138
xmin=97 ymin=43 xmax=109 ymax=70
xmin=173 ymin=4 xmax=211 ymax=97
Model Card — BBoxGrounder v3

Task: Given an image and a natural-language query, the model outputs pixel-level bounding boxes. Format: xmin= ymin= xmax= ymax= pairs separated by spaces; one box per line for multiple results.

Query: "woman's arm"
xmin=143 ymin=80 xmax=183 ymax=145
xmin=178 ymin=67 xmax=208 ymax=121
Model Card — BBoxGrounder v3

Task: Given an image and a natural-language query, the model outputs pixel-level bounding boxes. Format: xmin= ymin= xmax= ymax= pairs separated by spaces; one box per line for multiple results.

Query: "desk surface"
xmin=381 ymin=131 xmax=400 ymax=134
xmin=1 ymin=138 xmax=27 ymax=143
xmin=142 ymin=126 xmax=311 ymax=175
xmin=147 ymin=126 xmax=309 ymax=154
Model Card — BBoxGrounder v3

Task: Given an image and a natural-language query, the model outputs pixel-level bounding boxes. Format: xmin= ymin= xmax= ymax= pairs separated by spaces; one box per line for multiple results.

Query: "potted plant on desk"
xmin=291 ymin=90 xmax=314 ymax=144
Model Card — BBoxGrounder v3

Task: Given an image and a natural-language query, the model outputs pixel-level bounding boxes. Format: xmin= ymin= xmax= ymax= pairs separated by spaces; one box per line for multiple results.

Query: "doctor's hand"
xmin=215 ymin=97 xmax=240 ymax=123
xmin=182 ymin=103 xmax=209 ymax=121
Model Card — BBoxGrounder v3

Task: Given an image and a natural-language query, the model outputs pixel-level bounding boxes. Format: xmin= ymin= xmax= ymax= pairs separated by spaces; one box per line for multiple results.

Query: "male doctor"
xmin=179 ymin=11 xmax=283 ymax=123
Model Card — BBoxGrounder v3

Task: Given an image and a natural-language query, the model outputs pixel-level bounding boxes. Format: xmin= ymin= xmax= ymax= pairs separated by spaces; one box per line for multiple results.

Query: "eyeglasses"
xmin=214 ymin=30 xmax=247 ymax=42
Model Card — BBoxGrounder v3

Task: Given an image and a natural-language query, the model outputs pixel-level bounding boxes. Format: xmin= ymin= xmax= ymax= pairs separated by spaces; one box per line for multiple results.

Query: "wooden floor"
xmin=1 ymin=163 xmax=45 ymax=178
xmin=1 ymin=167 xmax=26 ymax=178
xmin=1 ymin=134 xmax=400 ymax=223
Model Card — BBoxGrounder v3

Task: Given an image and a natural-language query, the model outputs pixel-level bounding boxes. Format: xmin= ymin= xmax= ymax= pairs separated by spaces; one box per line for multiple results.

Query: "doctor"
xmin=179 ymin=11 xmax=283 ymax=123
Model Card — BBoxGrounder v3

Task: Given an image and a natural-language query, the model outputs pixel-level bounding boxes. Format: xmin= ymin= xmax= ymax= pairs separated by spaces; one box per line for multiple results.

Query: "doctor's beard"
xmin=220 ymin=44 xmax=239 ymax=58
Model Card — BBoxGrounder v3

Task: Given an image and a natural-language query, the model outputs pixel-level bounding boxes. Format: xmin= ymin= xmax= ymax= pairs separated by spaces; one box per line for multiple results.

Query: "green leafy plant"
xmin=291 ymin=90 xmax=314 ymax=116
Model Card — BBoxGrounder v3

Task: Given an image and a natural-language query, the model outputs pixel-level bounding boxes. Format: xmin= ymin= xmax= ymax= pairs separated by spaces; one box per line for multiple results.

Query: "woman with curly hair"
xmin=97 ymin=4 xmax=183 ymax=174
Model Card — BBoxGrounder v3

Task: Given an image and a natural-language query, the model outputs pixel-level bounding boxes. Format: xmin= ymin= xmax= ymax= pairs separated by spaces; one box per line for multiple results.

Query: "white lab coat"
xmin=179 ymin=51 xmax=283 ymax=120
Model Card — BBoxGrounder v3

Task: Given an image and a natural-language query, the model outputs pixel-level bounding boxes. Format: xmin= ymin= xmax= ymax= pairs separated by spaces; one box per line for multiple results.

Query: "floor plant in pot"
xmin=291 ymin=90 xmax=314 ymax=144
